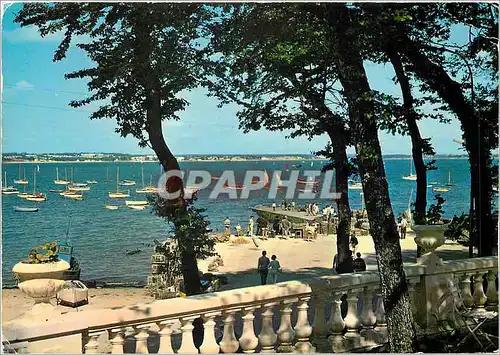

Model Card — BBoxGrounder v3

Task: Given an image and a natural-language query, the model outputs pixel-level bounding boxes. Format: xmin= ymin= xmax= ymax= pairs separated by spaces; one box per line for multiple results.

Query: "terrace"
xmin=3 ymin=255 xmax=497 ymax=353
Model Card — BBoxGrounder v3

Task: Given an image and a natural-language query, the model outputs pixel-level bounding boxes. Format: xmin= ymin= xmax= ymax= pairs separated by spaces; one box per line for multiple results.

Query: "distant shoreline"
xmin=2 ymin=156 xmax=471 ymax=164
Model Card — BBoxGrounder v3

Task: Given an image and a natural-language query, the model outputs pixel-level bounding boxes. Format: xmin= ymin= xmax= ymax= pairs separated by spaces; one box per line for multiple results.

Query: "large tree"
xmin=15 ymin=3 xmax=217 ymax=295
xmin=208 ymin=5 xmax=355 ymax=272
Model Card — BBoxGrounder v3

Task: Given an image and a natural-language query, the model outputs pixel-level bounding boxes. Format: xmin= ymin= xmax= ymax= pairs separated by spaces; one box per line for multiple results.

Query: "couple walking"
xmin=257 ymin=251 xmax=281 ymax=285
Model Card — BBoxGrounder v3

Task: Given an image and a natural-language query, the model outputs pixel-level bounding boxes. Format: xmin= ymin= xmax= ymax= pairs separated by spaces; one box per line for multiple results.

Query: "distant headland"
xmin=1 ymin=152 xmax=473 ymax=164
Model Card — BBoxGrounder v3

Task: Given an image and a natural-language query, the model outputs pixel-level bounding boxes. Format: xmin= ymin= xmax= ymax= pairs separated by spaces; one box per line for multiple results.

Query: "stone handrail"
xmin=3 ymin=256 xmax=498 ymax=353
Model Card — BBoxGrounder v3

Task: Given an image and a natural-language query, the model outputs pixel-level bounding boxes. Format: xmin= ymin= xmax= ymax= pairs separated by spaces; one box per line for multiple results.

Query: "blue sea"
xmin=1 ymin=158 xmax=492 ymax=287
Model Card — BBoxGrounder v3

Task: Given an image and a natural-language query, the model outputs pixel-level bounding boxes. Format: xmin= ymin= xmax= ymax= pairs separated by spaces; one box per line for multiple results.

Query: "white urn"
xmin=12 ymin=260 xmax=70 ymax=322
xmin=413 ymin=224 xmax=449 ymax=267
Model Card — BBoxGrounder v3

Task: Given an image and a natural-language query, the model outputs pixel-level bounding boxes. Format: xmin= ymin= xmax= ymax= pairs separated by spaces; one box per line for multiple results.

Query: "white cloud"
xmin=3 ymin=26 xmax=65 ymax=43
xmin=15 ymin=80 xmax=34 ymax=90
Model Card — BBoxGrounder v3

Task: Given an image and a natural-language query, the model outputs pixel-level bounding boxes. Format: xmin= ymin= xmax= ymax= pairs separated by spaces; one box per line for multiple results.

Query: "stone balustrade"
xmin=3 ymin=256 xmax=497 ymax=354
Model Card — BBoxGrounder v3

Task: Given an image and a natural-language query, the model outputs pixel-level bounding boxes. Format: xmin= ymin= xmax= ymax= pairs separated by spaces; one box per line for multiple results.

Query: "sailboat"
xmin=128 ymin=204 xmax=147 ymax=210
xmin=109 ymin=167 xmax=130 ymax=198
xmin=348 ymin=179 xmax=363 ymax=190
xmin=125 ymin=200 xmax=149 ymax=206
xmin=18 ymin=184 xmax=29 ymax=198
xmin=2 ymin=172 xmax=19 ymax=195
xmin=136 ymin=166 xmax=149 ymax=193
xmin=25 ymin=169 xmax=47 ymax=202
xmin=54 ymin=167 xmax=70 ymax=185
xmin=402 ymin=160 xmax=417 ymax=181
xmin=137 ymin=173 xmax=157 ymax=193
xmin=104 ymin=167 xmax=112 ymax=182
xmin=119 ymin=179 xmax=136 ymax=186
xmin=445 ymin=170 xmax=455 ymax=187
xmin=68 ymin=168 xmax=90 ymax=191
xmin=105 ymin=204 xmax=120 ymax=210
xmin=13 ymin=165 xmax=29 ymax=185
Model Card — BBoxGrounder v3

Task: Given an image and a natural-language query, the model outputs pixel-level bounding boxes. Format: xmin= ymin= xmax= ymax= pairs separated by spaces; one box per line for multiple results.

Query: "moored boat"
xmin=69 ymin=185 xmax=91 ymax=192
xmin=348 ymin=182 xmax=363 ymax=190
xmin=128 ymin=205 xmax=147 ymax=210
xmin=402 ymin=160 xmax=417 ymax=181
xmin=58 ymin=217 xmax=81 ymax=281
xmin=109 ymin=167 xmax=130 ymax=198
xmin=432 ymin=186 xmax=449 ymax=193
xmin=105 ymin=205 xmax=120 ymax=210
xmin=119 ymin=179 xmax=136 ymax=186
xmin=65 ymin=194 xmax=84 ymax=200
xmin=14 ymin=165 xmax=29 ymax=185
xmin=14 ymin=206 xmax=38 ymax=212
xmin=86 ymin=180 xmax=98 ymax=184
xmin=54 ymin=167 xmax=70 ymax=185
xmin=49 ymin=189 xmax=65 ymax=193
xmin=25 ymin=170 xmax=46 ymax=201
xmin=2 ymin=172 xmax=19 ymax=195
xmin=125 ymin=200 xmax=149 ymax=206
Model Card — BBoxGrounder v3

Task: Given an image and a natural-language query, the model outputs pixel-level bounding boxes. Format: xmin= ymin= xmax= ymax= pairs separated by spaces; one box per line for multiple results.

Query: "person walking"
xmin=268 ymin=255 xmax=281 ymax=284
xmin=400 ymin=215 xmax=407 ymax=239
xmin=272 ymin=202 xmax=276 ymax=211
xmin=257 ymin=251 xmax=270 ymax=285
xmin=273 ymin=216 xmax=280 ymax=237
xmin=280 ymin=216 xmax=292 ymax=239
xmin=248 ymin=216 xmax=255 ymax=236
xmin=224 ymin=217 xmax=231 ymax=235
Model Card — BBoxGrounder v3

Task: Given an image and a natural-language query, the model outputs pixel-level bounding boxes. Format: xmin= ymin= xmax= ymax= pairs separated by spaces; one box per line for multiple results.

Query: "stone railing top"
xmin=4 ymin=280 xmax=312 ymax=342
xmin=429 ymin=256 xmax=498 ymax=276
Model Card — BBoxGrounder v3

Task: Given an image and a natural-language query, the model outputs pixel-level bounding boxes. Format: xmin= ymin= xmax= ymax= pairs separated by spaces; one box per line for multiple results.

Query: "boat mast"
xmin=116 ymin=167 xmax=119 ymax=193
xmin=56 ymin=167 xmax=59 ymax=181
xmin=448 ymin=170 xmax=451 ymax=185
xmin=18 ymin=164 xmax=21 ymax=180
xmin=141 ymin=166 xmax=145 ymax=188
xmin=23 ymin=168 xmax=26 ymax=180
xmin=4 ymin=172 xmax=6 ymax=188
xmin=33 ymin=169 xmax=36 ymax=194
xmin=65 ymin=167 xmax=68 ymax=181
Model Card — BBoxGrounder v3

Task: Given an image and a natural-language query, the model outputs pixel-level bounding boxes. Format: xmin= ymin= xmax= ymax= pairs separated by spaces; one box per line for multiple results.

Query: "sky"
xmin=1 ymin=3 xmax=466 ymax=155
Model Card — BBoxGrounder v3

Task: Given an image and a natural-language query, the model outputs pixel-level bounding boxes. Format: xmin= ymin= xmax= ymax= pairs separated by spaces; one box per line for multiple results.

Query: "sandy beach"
xmin=2 ymin=232 xmax=469 ymax=324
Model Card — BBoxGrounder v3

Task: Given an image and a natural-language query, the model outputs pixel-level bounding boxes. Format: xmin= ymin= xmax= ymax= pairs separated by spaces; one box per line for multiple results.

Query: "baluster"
xmin=360 ymin=286 xmax=377 ymax=343
xmin=219 ymin=311 xmax=239 ymax=353
xmin=311 ymin=292 xmax=328 ymax=351
xmin=239 ymin=307 xmax=259 ymax=353
xmin=327 ymin=292 xmax=346 ymax=353
xmin=473 ymin=271 xmax=488 ymax=308
xmin=259 ymin=303 xmax=278 ymax=353
xmin=200 ymin=312 xmax=221 ymax=354
xmin=277 ymin=299 xmax=295 ymax=353
xmin=110 ymin=329 xmax=125 ymax=354
xmin=343 ymin=290 xmax=361 ymax=349
xmin=460 ymin=273 xmax=474 ymax=309
xmin=294 ymin=296 xmax=314 ymax=353
xmin=134 ymin=324 xmax=151 ymax=354
xmin=485 ymin=270 xmax=499 ymax=308
xmin=157 ymin=320 xmax=175 ymax=354
xmin=373 ymin=294 xmax=388 ymax=344
xmin=178 ymin=316 xmax=199 ymax=354
xmin=84 ymin=332 xmax=100 ymax=354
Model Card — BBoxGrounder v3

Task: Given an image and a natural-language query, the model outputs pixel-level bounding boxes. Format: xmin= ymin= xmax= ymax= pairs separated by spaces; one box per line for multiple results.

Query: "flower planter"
xmin=412 ymin=224 xmax=449 ymax=253
xmin=11 ymin=260 xmax=70 ymax=323
xmin=12 ymin=260 xmax=70 ymax=282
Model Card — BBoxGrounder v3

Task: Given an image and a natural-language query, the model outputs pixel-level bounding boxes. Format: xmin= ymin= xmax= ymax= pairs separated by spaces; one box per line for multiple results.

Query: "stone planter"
xmin=11 ymin=260 xmax=70 ymax=323
xmin=13 ymin=260 xmax=70 ymax=282
xmin=413 ymin=224 xmax=449 ymax=267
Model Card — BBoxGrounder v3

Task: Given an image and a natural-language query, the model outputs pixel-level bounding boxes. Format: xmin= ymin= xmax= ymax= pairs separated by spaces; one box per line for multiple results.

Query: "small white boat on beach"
xmin=125 ymin=200 xmax=149 ymax=206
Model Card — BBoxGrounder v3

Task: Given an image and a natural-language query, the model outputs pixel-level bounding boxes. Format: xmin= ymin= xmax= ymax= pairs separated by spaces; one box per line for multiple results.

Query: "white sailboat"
xmin=348 ymin=180 xmax=363 ymax=190
xmin=402 ymin=160 xmax=417 ymax=181
xmin=13 ymin=165 xmax=29 ymax=185
xmin=445 ymin=170 xmax=455 ymax=187
xmin=2 ymin=172 xmax=19 ymax=195
xmin=25 ymin=169 xmax=46 ymax=202
xmin=54 ymin=167 xmax=70 ymax=185
xmin=125 ymin=200 xmax=149 ymax=206
xmin=109 ymin=167 xmax=130 ymax=198
xmin=104 ymin=167 xmax=112 ymax=182
xmin=136 ymin=166 xmax=149 ymax=193
xmin=68 ymin=168 xmax=90 ymax=191
xmin=128 ymin=205 xmax=147 ymax=210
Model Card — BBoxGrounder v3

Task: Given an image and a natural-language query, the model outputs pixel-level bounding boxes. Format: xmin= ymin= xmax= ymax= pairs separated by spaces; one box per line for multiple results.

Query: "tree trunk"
xmin=394 ymin=34 xmax=494 ymax=257
xmin=327 ymin=4 xmax=415 ymax=351
xmin=325 ymin=129 xmax=352 ymax=274
xmin=146 ymin=84 xmax=202 ymax=296
xmin=387 ymin=47 xmax=427 ymax=257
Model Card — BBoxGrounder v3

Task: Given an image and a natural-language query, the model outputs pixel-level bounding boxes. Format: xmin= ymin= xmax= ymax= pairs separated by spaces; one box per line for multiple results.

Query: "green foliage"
xmin=444 ymin=213 xmax=471 ymax=246
xmin=426 ymin=194 xmax=446 ymax=224
xmin=149 ymin=195 xmax=216 ymax=261
xmin=24 ymin=241 xmax=59 ymax=264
